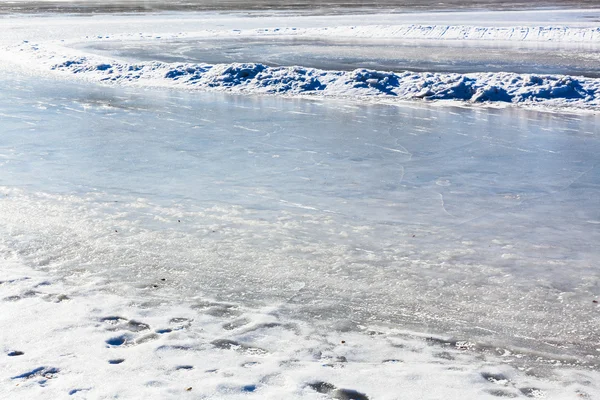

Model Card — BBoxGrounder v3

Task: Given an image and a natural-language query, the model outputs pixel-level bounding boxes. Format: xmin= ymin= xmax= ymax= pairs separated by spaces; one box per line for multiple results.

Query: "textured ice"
xmin=1 ymin=9 xmax=600 ymax=400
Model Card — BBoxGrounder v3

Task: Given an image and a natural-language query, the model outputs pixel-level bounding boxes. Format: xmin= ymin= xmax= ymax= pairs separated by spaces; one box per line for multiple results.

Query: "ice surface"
xmin=1 ymin=75 xmax=600 ymax=393
xmin=79 ymin=36 xmax=600 ymax=78
xmin=1 ymin=9 xmax=600 ymax=399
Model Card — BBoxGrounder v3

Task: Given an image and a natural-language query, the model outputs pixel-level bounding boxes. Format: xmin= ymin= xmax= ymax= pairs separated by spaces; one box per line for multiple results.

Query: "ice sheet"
xmin=1 ymin=9 xmax=600 ymax=399
xmin=1 ymin=72 xmax=600 ymax=399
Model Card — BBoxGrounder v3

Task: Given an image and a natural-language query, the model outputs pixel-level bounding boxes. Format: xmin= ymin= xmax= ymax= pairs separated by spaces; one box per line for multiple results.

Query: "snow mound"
xmin=45 ymin=53 xmax=600 ymax=108
xmin=4 ymin=41 xmax=600 ymax=109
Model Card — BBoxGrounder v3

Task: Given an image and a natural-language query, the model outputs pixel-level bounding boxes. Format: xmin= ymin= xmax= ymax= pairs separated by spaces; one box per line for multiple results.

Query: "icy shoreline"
xmin=3 ymin=12 xmax=600 ymax=110
xmin=27 ymin=48 xmax=600 ymax=109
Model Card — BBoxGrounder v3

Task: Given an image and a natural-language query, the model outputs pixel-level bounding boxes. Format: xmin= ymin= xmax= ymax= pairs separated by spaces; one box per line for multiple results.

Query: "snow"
xmin=1 ymin=8 xmax=600 ymax=400
xmin=9 ymin=42 xmax=600 ymax=109
xmin=2 ymin=10 xmax=600 ymax=110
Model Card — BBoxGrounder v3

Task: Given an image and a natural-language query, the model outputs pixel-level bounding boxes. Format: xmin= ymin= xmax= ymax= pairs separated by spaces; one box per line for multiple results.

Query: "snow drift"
xmin=47 ymin=55 xmax=600 ymax=108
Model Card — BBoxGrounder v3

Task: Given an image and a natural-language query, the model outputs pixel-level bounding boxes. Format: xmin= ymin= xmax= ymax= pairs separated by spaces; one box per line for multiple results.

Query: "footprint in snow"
xmin=211 ymin=339 xmax=268 ymax=355
xmin=100 ymin=316 xmax=150 ymax=332
xmin=520 ymin=387 xmax=547 ymax=398
xmin=12 ymin=366 xmax=59 ymax=380
xmin=481 ymin=372 xmax=510 ymax=385
xmin=105 ymin=333 xmax=158 ymax=347
xmin=68 ymin=388 xmax=91 ymax=396
xmin=307 ymin=382 xmax=369 ymax=400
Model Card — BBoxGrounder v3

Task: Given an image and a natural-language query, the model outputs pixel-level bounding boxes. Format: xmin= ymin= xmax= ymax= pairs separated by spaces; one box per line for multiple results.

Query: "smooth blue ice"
xmin=1 ymin=75 xmax=599 ymax=364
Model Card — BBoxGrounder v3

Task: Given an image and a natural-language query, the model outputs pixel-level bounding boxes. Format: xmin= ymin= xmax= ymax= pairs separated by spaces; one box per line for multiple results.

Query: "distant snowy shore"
xmin=124 ymin=24 xmax=600 ymax=43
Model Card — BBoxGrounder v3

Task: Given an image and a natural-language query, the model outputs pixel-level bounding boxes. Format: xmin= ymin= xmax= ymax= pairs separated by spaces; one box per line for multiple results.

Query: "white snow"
xmin=2 ymin=187 xmax=599 ymax=399
xmin=1 ymin=8 xmax=600 ymax=400
xmin=5 ymin=40 xmax=600 ymax=109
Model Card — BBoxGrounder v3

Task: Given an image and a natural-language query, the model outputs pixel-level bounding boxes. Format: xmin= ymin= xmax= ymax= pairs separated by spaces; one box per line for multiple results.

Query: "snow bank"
xmin=38 ymin=49 xmax=600 ymax=109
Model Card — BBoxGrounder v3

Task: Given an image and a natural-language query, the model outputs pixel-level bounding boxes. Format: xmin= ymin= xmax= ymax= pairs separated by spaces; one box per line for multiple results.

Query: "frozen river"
xmin=2 ymin=8 xmax=600 ymax=398
xmin=2 ymin=74 xmax=599 ymax=362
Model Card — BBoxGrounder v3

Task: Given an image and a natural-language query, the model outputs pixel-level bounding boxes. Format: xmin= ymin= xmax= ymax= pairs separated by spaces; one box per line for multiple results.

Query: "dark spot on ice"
xmin=487 ymin=389 xmax=518 ymax=398
xmin=152 ymin=284 xmax=158 ymax=288
xmin=482 ymin=372 xmax=508 ymax=383
xmin=160 ymin=278 xmax=166 ymax=281
xmin=308 ymin=382 xmax=336 ymax=394
xmin=170 ymin=317 xmax=190 ymax=324
xmin=54 ymin=294 xmax=70 ymax=302
xmin=426 ymin=336 xmax=455 ymax=346
xmin=211 ymin=339 xmax=267 ymax=354
xmin=125 ymin=320 xmax=150 ymax=332
xmin=156 ymin=328 xmax=172 ymax=334
xmin=242 ymin=361 xmax=259 ymax=367
xmin=186 ymin=386 xmax=192 ymax=391
xmin=211 ymin=339 xmax=242 ymax=350
xmin=223 ymin=318 xmax=250 ymax=330
xmin=101 ymin=316 xmax=127 ymax=325
xmin=341 ymin=340 xmax=346 ymax=344
xmin=520 ymin=388 xmax=546 ymax=397
xmin=205 ymin=305 xmax=240 ymax=318
xmin=12 ymin=367 xmax=59 ymax=380
xmin=96 ymin=64 xmax=112 ymax=71
xmin=135 ymin=333 xmax=159 ymax=344
xmin=242 ymin=385 xmax=257 ymax=392
xmin=434 ymin=351 xmax=455 ymax=360
xmin=593 ymin=300 xmax=598 ymax=304
xmin=156 ymin=344 xmax=192 ymax=352
xmin=576 ymin=390 xmax=591 ymax=398
xmin=69 ymin=388 xmax=90 ymax=395
xmin=108 ymin=359 xmax=125 ymax=364
xmin=106 ymin=335 xmax=128 ymax=346
xmin=308 ymin=382 xmax=369 ymax=400
xmin=333 ymin=389 xmax=370 ymax=400
xmin=8 ymin=351 xmax=24 ymax=357
xmin=176 ymin=365 xmax=194 ymax=370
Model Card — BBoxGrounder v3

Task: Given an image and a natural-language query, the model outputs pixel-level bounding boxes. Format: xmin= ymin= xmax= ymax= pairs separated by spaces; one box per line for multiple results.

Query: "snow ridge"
xmin=233 ymin=25 xmax=600 ymax=43
xmin=48 ymin=55 xmax=600 ymax=108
